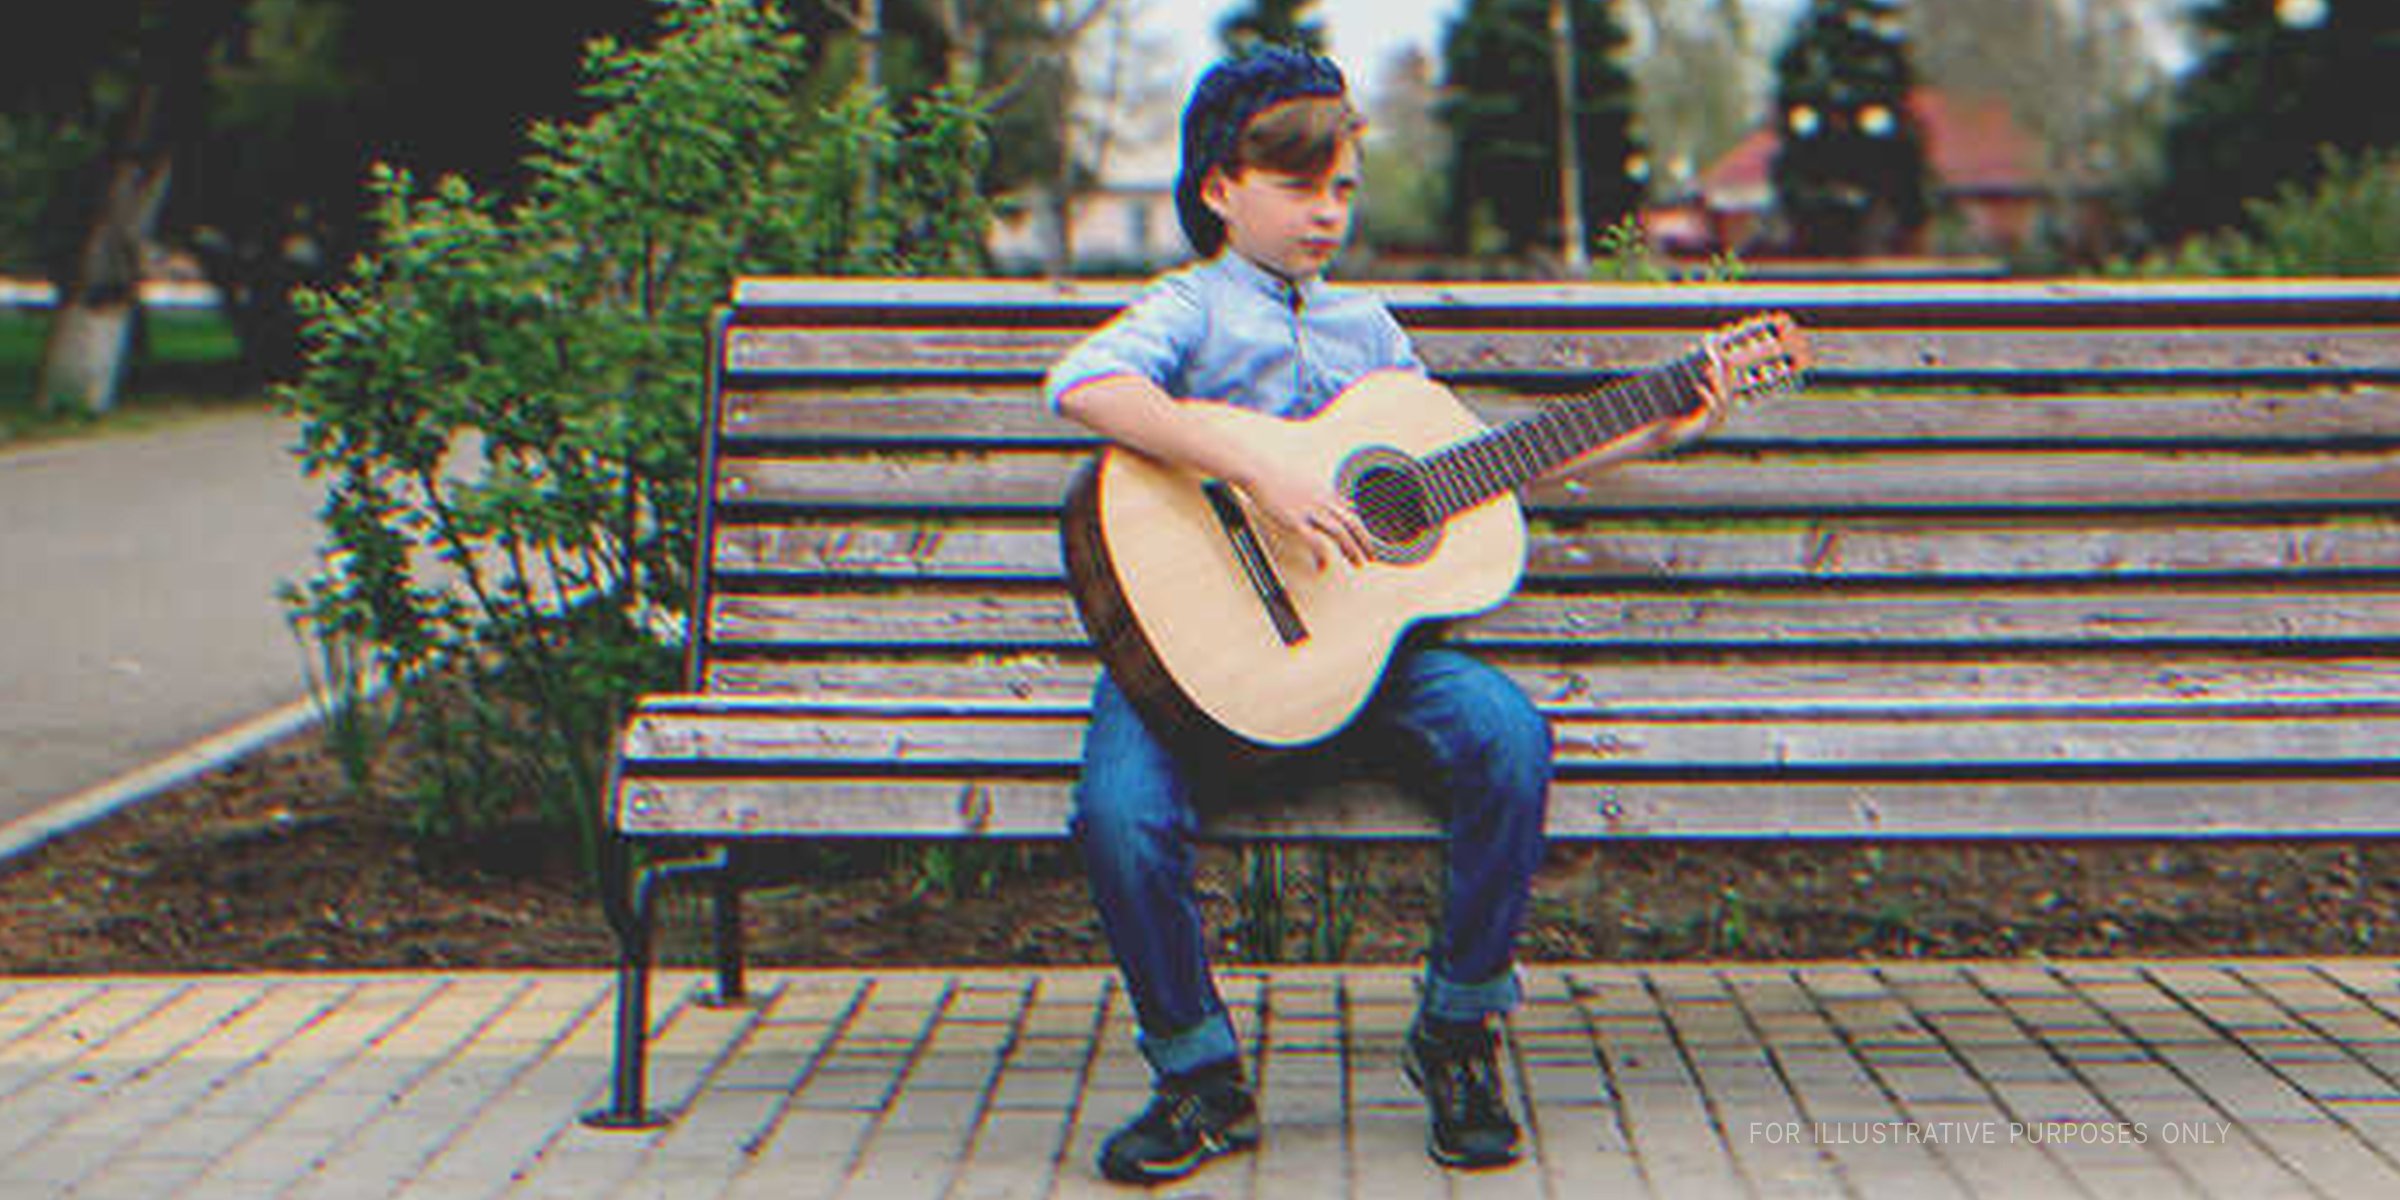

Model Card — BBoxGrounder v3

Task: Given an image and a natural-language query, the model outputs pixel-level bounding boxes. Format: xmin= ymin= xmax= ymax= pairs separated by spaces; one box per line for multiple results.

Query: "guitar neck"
xmin=1420 ymin=351 xmax=1708 ymax=516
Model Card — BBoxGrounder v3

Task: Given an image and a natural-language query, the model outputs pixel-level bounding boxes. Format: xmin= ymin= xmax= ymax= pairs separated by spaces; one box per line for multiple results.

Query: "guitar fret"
xmin=1598 ymin=382 xmax=1639 ymax=445
xmin=1542 ymin=414 xmax=1578 ymax=471
xmin=1625 ymin=374 xmax=1659 ymax=426
xmin=1563 ymin=389 xmax=1608 ymax=455
xmin=1415 ymin=342 xmax=1729 ymax=514
xmin=1662 ymin=357 xmax=1701 ymax=419
xmin=1636 ymin=365 xmax=1677 ymax=423
xmin=1430 ymin=456 xmax=1463 ymax=518
xmin=1504 ymin=426 xmax=1536 ymax=486
xmin=1526 ymin=421 xmax=1559 ymax=481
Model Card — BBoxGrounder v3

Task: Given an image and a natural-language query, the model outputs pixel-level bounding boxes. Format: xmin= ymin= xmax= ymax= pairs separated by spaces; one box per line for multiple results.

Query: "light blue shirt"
xmin=1043 ymin=253 xmax=1425 ymax=420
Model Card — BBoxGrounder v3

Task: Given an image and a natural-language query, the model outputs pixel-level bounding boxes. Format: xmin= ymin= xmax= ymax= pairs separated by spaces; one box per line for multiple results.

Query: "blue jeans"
xmin=1072 ymin=646 xmax=1552 ymax=1080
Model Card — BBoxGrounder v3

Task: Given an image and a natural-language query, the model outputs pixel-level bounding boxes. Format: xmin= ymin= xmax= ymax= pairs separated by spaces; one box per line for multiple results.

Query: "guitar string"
xmin=1411 ymin=349 xmax=1702 ymax=524
xmin=1266 ymin=331 xmax=1785 ymax=561
xmin=1255 ymin=327 xmax=1790 ymax=576
xmin=1347 ymin=340 xmax=1769 ymax=541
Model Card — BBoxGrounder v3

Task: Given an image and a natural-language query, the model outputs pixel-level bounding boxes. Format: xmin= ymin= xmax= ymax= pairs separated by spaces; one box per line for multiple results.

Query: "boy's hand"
xmin=1239 ymin=460 xmax=1370 ymax=571
xmin=1658 ymin=342 xmax=1731 ymax=449
xmin=1609 ymin=346 xmax=1728 ymax=460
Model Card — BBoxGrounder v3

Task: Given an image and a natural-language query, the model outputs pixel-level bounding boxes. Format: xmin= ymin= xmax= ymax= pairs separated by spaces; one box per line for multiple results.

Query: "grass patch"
xmin=0 ymin=305 xmax=262 ymax=445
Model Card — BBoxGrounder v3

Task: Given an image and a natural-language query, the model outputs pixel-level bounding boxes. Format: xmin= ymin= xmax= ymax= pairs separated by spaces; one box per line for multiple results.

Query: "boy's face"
xmin=1203 ymin=138 xmax=1361 ymax=282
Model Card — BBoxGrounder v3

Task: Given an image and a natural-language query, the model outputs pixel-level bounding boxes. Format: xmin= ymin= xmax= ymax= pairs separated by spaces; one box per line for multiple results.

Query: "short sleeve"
xmin=1369 ymin=299 xmax=1426 ymax=376
xmin=1043 ymin=276 xmax=1208 ymax=411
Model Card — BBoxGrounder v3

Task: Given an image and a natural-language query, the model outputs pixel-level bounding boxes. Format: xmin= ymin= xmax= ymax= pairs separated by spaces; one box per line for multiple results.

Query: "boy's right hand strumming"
xmin=1059 ymin=373 xmax=1370 ymax=572
xmin=1229 ymin=457 xmax=1370 ymax=572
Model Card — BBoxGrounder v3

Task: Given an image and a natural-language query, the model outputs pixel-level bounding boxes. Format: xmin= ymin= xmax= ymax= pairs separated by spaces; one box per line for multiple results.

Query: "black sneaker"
xmin=1097 ymin=1068 xmax=1260 ymax=1185
xmin=1403 ymin=1016 xmax=1523 ymax=1169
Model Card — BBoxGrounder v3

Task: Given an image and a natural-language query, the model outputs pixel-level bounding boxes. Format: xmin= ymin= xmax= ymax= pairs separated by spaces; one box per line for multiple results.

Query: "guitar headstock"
xmin=1703 ymin=311 xmax=1813 ymax=402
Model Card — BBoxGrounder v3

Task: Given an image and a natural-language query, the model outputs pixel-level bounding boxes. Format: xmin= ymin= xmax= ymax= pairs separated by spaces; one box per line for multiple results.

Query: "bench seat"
xmin=615 ymin=666 xmax=2400 ymax=840
xmin=584 ymin=276 xmax=2400 ymax=1127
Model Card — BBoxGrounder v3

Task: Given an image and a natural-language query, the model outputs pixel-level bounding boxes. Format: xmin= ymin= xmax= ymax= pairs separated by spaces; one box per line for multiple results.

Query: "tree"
xmin=1767 ymin=0 xmax=1930 ymax=256
xmin=892 ymin=0 xmax=1172 ymax=275
xmin=1219 ymin=0 xmax=1327 ymax=55
xmin=175 ymin=0 xmax=658 ymax=383
xmin=1356 ymin=47 xmax=1448 ymax=254
xmin=1439 ymin=0 xmax=1643 ymax=262
xmin=2131 ymin=145 xmax=2400 ymax=276
xmin=2149 ymin=0 xmax=2400 ymax=243
xmin=0 ymin=120 xmax=87 ymax=276
xmin=1625 ymin=0 xmax=1763 ymax=199
xmin=1906 ymin=0 xmax=2168 ymax=261
xmin=14 ymin=0 xmax=247 ymax=414
xmin=1071 ymin=0 xmax=1177 ymax=210
xmin=0 ymin=3 xmax=147 ymax=285
xmin=5 ymin=1 xmax=666 ymax=411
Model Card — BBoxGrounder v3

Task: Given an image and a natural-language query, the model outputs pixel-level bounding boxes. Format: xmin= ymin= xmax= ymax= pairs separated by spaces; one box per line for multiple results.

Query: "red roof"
xmin=1697 ymin=88 xmax=2046 ymax=208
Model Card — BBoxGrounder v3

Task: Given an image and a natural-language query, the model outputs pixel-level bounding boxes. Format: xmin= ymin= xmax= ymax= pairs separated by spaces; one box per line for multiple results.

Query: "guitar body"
xmin=1060 ymin=310 xmax=1808 ymax=762
xmin=1062 ymin=370 xmax=1526 ymax=759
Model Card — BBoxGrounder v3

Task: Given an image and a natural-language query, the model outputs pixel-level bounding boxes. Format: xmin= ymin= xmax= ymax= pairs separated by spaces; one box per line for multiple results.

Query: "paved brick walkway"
xmin=7 ymin=962 xmax=2400 ymax=1198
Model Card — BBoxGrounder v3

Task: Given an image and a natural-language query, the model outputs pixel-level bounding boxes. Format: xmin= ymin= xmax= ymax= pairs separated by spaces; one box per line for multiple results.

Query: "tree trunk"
xmin=37 ymin=83 xmax=174 ymax=416
xmin=1046 ymin=64 xmax=1078 ymax=279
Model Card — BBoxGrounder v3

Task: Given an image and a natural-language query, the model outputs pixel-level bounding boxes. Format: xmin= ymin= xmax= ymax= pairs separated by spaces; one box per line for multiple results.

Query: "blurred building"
xmin=1644 ymin=87 xmax=2107 ymax=262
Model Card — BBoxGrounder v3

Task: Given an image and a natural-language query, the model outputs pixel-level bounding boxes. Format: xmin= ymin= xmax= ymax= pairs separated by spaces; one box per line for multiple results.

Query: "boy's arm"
xmin=1059 ymin=374 xmax=1370 ymax=570
xmin=1368 ymin=299 xmax=1710 ymax=481
xmin=1533 ymin=345 xmax=1730 ymax=482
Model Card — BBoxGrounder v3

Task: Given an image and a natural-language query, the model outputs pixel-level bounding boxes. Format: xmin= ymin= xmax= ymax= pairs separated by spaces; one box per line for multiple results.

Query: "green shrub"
xmin=2120 ymin=146 xmax=2400 ymax=277
xmin=1591 ymin=215 xmax=1745 ymax=283
xmin=281 ymin=0 xmax=990 ymax=870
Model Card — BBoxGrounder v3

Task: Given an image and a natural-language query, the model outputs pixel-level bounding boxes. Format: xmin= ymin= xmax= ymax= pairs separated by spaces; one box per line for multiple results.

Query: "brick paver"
xmin=6 ymin=963 xmax=2400 ymax=1198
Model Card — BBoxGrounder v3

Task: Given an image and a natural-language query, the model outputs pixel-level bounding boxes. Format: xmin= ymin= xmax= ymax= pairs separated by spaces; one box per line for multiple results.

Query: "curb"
xmin=0 ymin=696 xmax=324 ymax=866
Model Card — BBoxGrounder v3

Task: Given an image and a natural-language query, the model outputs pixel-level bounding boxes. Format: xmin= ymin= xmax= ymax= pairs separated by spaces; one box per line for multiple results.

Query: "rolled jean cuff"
xmin=1138 ymin=1011 xmax=1241 ymax=1080
xmin=1422 ymin=964 xmax=1523 ymax=1023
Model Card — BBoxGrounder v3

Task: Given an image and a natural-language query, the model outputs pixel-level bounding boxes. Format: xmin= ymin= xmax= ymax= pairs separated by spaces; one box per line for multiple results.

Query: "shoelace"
xmin=1134 ymin=1088 xmax=1208 ymax=1138
xmin=1428 ymin=1031 xmax=1510 ymax=1125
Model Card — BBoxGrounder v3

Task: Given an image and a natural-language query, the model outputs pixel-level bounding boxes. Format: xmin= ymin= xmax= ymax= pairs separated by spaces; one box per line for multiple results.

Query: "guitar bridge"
xmin=1202 ymin=481 xmax=1309 ymax=647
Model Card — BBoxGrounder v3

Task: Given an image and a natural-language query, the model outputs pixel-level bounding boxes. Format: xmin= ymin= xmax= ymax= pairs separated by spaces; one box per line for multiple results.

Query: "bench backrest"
xmin=671 ymin=277 xmax=2400 ymax=837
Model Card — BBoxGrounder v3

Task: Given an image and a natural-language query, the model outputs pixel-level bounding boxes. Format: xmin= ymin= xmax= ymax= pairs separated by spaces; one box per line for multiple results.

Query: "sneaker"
xmin=1403 ymin=1016 xmax=1523 ymax=1169
xmin=1097 ymin=1068 xmax=1260 ymax=1185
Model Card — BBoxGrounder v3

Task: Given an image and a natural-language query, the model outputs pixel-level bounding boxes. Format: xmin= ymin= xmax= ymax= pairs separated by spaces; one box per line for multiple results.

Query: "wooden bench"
xmin=585 ymin=276 xmax=2400 ymax=1127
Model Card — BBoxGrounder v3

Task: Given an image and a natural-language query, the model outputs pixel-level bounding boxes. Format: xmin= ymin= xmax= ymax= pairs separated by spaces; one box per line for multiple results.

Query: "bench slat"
xmin=619 ymin=705 xmax=2400 ymax=772
xmin=714 ymin=447 xmax=2400 ymax=514
xmin=713 ymin=514 xmax=2400 ymax=583
xmin=724 ymin=326 xmax=2400 ymax=381
xmin=729 ymin=277 xmax=2400 ymax=324
xmin=616 ymin=776 xmax=2400 ymax=840
xmin=721 ymin=385 xmax=2400 ymax=447
xmin=707 ymin=584 xmax=2400 ymax=650
xmin=697 ymin=653 xmax=2400 ymax=714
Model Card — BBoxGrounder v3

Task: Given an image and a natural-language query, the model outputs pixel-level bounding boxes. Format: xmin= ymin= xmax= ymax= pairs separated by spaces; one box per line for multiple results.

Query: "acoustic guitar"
xmin=1061 ymin=313 xmax=1811 ymax=760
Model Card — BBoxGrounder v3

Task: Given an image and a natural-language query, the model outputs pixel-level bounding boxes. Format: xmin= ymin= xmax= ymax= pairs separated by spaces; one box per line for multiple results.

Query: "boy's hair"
xmin=1175 ymin=46 xmax=1356 ymax=257
xmin=1232 ymin=96 xmax=1367 ymax=185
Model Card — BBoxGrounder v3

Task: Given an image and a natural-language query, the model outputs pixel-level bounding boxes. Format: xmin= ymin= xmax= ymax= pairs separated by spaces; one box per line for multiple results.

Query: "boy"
xmin=1045 ymin=46 xmax=1723 ymax=1184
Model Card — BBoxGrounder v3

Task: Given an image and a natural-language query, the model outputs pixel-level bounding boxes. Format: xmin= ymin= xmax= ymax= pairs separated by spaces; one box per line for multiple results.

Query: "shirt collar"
xmin=1210 ymin=250 xmax=1327 ymax=311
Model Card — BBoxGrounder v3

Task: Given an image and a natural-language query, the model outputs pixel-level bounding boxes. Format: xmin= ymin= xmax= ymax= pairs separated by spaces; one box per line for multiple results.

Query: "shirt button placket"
xmin=1286 ymin=283 xmax=1308 ymax=409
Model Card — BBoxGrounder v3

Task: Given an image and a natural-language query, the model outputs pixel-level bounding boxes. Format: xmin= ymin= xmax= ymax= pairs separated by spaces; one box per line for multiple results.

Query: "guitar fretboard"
xmin=1418 ymin=352 xmax=1708 ymax=517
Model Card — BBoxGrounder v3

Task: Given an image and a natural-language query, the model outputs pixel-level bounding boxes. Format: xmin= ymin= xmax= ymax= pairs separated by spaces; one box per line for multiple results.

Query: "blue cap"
xmin=1176 ymin=46 xmax=1348 ymax=256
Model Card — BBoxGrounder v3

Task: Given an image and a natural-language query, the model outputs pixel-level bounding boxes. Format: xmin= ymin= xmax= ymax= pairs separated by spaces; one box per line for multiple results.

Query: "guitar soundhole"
xmin=1340 ymin=449 xmax=1439 ymax=564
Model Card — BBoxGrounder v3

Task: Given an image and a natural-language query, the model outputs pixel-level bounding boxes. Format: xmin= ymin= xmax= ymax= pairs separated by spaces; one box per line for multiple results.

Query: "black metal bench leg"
xmin=585 ymin=844 xmax=665 ymax=1130
xmin=584 ymin=842 xmax=734 ymax=1131
xmin=707 ymin=859 xmax=747 ymax=1007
